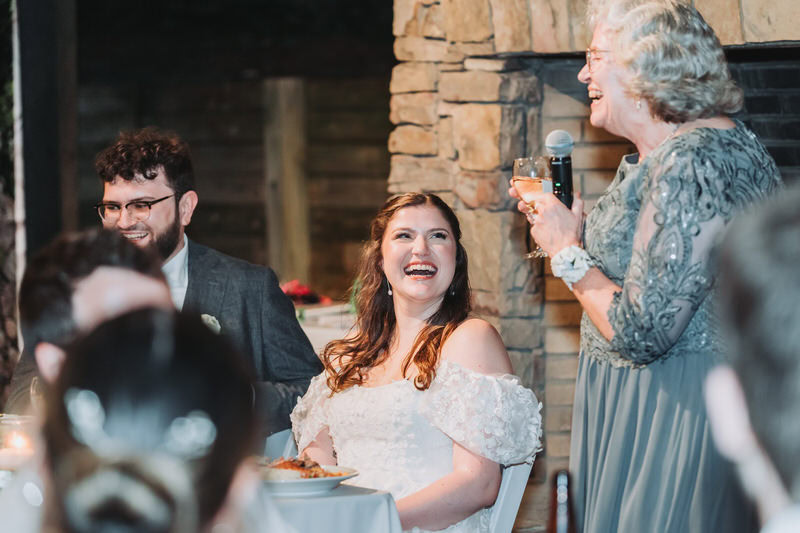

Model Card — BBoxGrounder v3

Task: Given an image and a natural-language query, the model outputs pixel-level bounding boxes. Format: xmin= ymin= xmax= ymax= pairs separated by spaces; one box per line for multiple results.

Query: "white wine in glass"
xmin=512 ymin=157 xmax=553 ymax=259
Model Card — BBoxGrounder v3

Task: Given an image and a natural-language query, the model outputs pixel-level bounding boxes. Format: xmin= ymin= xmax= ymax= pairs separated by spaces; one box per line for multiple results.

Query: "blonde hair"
xmin=588 ymin=0 xmax=742 ymax=122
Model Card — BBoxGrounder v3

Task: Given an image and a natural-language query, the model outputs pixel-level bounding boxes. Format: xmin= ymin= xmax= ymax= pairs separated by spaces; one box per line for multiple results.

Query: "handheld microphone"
xmin=545 ymin=130 xmax=574 ymax=209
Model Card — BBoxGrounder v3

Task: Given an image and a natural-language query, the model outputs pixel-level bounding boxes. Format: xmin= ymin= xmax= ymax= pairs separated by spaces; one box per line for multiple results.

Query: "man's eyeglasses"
xmin=586 ymin=48 xmax=612 ymax=72
xmin=94 ymin=195 xmax=174 ymax=223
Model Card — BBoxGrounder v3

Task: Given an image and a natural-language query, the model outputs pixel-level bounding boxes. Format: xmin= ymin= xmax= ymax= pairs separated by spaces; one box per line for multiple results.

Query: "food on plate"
xmin=258 ymin=457 xmax=347 ymax=480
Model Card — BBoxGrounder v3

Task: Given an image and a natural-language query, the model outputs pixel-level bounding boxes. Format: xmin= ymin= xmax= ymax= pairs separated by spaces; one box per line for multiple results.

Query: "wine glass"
xmin=512 ymin=156 xmax=553 ymax=259
xmin=30 ymin=376 xmax=44 ymax=415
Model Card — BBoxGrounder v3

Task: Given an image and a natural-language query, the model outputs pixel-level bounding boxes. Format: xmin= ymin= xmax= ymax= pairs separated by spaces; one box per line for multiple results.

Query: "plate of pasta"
xmin=257 ymin=457 xmax=358 ymax=497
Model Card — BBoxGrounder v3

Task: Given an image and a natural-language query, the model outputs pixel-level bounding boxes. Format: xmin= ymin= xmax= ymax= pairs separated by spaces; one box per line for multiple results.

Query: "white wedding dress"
xmin=291 ymin=359 xmax=542 ymax=533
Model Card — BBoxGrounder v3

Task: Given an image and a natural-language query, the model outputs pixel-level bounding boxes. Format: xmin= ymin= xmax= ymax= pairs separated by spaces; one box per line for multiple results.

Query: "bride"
xmin=291 ymin=193 xmax=542 ymax=532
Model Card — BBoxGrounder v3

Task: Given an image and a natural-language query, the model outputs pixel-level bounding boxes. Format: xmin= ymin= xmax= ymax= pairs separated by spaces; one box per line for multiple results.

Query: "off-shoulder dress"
xmin=291 ymin=359 xmax=542 ymax=533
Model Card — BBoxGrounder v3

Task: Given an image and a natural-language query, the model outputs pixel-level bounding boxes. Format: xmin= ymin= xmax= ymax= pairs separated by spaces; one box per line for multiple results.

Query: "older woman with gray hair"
xmin=511 ymin=0 xmax=782 ymax=531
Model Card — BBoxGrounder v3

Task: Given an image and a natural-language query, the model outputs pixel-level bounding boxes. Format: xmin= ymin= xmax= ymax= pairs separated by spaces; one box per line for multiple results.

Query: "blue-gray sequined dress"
xmin=570 ymin=121 xmax=782 ymax=533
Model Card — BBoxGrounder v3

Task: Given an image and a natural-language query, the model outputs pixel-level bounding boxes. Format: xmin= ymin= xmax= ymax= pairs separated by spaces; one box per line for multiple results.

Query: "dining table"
xmin=272 ymin=483 xmax=403 ymax=533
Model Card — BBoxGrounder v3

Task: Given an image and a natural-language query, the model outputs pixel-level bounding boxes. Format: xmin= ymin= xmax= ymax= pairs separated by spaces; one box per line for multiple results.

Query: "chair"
xmin=488 ymin=459 xmax=534 ymax=533
xmin=263 ymin=428 xmax=299 ymax=459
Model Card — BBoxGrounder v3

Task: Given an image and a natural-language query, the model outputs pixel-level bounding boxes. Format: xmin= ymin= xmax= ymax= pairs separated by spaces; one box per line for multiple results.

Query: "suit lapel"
xmin=184 ymin=239 xmax=227 ymax=317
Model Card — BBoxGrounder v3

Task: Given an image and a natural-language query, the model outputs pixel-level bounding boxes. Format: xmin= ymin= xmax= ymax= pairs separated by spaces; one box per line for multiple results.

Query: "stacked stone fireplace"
xmin=388 ymin=1 xmax=800 ymax=530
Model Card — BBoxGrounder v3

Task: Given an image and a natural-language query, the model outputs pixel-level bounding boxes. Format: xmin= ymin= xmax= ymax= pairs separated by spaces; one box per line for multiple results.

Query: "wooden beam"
xmin=263 ymin=78 xmax=311 ymax=283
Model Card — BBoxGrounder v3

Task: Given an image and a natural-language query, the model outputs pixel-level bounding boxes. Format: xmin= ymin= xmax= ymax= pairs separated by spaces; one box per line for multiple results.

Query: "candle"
xmin=0 ymin=430 xmax=34 ymax=471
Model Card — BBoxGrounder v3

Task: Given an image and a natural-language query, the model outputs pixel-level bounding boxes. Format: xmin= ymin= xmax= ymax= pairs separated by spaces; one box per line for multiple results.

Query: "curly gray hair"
xmin=588 ymin=0 xmax=742 ymax=123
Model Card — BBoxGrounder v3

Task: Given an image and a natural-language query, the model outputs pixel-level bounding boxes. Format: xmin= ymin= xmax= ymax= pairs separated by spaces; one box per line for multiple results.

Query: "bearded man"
xmin=92 ymin=127 xmax=321 ymax=436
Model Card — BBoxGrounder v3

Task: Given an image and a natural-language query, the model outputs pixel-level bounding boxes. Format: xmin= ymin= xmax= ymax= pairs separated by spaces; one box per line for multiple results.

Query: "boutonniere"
xmin=201 ymin=314 xmax=221 ymax=334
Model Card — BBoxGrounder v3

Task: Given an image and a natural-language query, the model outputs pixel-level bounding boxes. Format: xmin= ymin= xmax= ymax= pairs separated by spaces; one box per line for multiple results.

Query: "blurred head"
xmin=43 ymin=308 xmax=257 ymax=533
xmin=19 ymin=229 xmax=170 ymax=383
xmin=94 ymin=127 xmax=198 ymax=262
xmin=706 ymin=186 xmax=800 ymax=517
xmin=70 ymin=266 xmax=172 ymax=336
xmin=323 ymin=193 xmax=471 ymax=392
xmin=580 ymin=0 xmax=742 ymax=127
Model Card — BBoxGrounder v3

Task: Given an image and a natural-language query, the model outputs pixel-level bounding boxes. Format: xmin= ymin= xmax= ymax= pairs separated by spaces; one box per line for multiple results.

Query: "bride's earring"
xmin=636 ymin=98 xmax=642 ymax=110
xmin=387 ymin=283 xmax=393 ymax=296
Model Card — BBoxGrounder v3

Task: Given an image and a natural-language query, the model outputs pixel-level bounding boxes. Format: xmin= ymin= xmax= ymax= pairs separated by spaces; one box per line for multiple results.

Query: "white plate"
xmin=261 ymin=465 xmax=358 ymax=497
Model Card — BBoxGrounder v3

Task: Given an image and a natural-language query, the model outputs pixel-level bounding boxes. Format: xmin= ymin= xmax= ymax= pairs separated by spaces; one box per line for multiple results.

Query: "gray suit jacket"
xmin=183 ymin=240 xmax=322 ymax=436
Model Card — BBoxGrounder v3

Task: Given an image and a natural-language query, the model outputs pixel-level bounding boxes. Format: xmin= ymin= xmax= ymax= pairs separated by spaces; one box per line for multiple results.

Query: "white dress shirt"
xmin=161 ymin=234 xmax=189 ymax=310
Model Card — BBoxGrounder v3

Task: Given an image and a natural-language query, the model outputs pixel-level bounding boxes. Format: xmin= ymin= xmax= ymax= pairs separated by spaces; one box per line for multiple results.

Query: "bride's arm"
xmin=300 ymin=428 xmax=337 ymax=465
xmin=397 ymin=318 xmax=511 ymax=530
xmin=396 ymin=443 xmax=501 ymax=530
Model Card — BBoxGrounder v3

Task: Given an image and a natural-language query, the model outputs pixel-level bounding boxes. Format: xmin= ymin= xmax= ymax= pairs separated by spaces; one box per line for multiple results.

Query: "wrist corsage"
xmin=551 ymin=245 xmax=592 ymax=291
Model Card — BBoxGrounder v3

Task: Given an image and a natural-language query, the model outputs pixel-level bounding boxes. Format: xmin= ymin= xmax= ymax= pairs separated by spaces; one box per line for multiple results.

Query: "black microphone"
xmin=546 ymin=130 xmax=574 ymax=209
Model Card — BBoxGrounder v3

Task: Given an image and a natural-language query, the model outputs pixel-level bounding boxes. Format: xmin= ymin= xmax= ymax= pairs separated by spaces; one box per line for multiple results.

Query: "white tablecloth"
xmin=274 ymin=484 xmax=403 ymax=533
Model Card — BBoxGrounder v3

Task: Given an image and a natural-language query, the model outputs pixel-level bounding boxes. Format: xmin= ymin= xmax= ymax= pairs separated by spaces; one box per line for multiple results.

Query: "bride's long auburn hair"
xmin=323 ymin=193 xmax=471 ymax=393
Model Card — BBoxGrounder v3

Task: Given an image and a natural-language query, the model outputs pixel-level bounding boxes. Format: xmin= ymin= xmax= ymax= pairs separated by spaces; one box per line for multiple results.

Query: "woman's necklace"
xmin=646 ymin=122 xmax=681 ymax=159
xmin=662 ymin=122 xmax=681 ymax=145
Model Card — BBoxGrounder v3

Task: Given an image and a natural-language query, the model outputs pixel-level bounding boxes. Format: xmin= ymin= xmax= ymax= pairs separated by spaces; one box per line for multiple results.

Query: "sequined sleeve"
xmin=608 ymin=141 xmax=761 ymax=364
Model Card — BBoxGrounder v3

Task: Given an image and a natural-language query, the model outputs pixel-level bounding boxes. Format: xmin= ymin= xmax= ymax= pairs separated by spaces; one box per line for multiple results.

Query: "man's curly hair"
xmin=94 ymin=127 xmax=195 ymax=198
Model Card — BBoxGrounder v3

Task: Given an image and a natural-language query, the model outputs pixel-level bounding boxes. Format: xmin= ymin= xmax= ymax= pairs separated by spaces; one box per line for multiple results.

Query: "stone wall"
xmin=390 ymin=1 xmax=799 ymax=531
xmin=395 ymin=0 xmax=800 ymax=58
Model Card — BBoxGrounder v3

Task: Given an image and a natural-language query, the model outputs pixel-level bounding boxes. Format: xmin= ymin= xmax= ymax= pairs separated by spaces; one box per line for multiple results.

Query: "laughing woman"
xmin=511 ymin=1 xmax=782 ymax=532
xmin=291 ymin=193 xmax=542 ymax=533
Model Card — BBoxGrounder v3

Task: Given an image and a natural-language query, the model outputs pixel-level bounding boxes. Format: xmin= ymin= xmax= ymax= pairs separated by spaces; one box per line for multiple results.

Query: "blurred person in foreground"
xmin=1 ymin=308 xmax=292 ymax=532
xmin=5 ymin=228 xmax=172 ymax=414
xmin=509 ymin=1 xmax=782 ymax=531
xmin=93 ymin=126 xmax=321 ymax=435
xmin=292 ymin=193 xmax=542 ymax=532
xmin=706 ymin=185 xmax=800 ymax=533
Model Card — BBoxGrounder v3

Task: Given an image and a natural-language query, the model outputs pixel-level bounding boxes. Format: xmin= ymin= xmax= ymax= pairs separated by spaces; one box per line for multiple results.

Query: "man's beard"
xmin=155 ymin=212 xmax=182 ymax=261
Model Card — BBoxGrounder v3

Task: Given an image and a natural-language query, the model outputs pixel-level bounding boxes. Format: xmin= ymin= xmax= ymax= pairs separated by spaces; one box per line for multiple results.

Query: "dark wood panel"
xmin=77 ymin=2 xmax=393 ymax=82
xmin=78 ymin=85 xmax=139 ymax=115
xmin=191 ymin=145 xmax=264 ymax=178
xmin=189 ymin=204 xmax=265 ymax=235
xmin=306 ymin=144 xmax=390 ymax=176
xmin=137 ymin=112 xmax=263 ymax=145
xmin=304 ymin=75 xmax=390 ymax=296
xmin=308 ymin=78 xmax=390 ymax=110
xmin=187 ymin=232 xmax=267 ymax=267
xmin=310 ymin=242 xmax=357 ymax=299
xmin=149 ymin=82 xmax=264 ymax=112
xmin=308 ymin=110 xmax=392 ymax=142
xmin=194 ymin=174 xmax=265 ymax=206
xmin=307 ymin=178 xmax=388 ymax=209
xmin=310 ymin=207 xmax=375 ymax=241
xmin=77 ymin=113 xmax=139 ymax=144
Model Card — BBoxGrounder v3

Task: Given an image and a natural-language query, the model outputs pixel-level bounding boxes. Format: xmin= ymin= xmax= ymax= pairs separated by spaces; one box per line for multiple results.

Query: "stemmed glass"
xmin=30 ymin=376 xmax=43 ymax=415
xmin=512 ymin=156 xmax=553 ymax=259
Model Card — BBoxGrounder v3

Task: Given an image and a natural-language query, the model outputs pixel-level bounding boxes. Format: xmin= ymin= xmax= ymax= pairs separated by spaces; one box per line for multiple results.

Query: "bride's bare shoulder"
xmin=440 ymin=318 xmax=512 ymax=375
